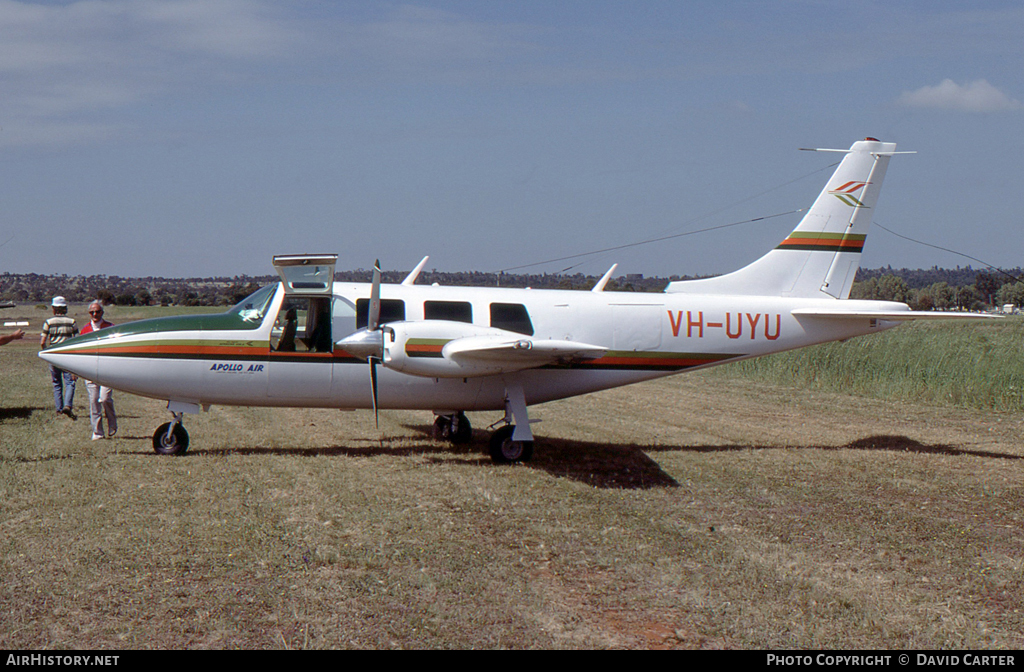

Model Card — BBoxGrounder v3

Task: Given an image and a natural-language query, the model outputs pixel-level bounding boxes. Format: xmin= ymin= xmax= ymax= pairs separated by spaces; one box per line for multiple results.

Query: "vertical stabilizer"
xmin=666 ymin=138 xmax=903 ymax=299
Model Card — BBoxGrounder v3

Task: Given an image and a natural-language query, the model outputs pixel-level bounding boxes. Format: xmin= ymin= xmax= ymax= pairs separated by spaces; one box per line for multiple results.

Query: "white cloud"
xmin=0 ymin=1 xmax=544 ymax=146
xmin=897 ymin=79 xmax=1023 ymax=113
xmin=0 ymin=0 xmax=301 ymax=146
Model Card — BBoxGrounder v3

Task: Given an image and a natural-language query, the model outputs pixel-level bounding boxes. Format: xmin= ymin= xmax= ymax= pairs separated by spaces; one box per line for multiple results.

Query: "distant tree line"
xmin=2 ymin=266 xmax=1022 ymax=310
xmin=0 ymin=273 xmax=268 ymax=308
xmin=852 ymin=266 xmax=1024 ymax=311
xmin=0 ymin=269 xmax=682 ymax=306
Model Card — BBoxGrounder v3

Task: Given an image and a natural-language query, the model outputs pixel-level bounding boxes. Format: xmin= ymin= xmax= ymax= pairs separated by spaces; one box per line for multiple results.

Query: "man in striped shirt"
xmin=40 ymin=296 xmax=79 ymax=419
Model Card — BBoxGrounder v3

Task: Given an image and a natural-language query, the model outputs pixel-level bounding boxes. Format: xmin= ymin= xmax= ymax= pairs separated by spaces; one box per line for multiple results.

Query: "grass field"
xmin=2 ymin=305 xmax=1022 ymax=649
xmin=711 ymin=317 xmax=1024 ymax=413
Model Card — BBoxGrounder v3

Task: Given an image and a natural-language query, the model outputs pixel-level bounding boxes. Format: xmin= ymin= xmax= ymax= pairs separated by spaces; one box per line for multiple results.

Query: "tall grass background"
xmin=707 ymin=317 xmax=1024 ymax=412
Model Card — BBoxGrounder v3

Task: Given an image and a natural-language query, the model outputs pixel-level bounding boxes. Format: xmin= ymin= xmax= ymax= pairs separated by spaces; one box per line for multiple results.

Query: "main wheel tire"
xmin=488 ymin=425 xmax=534 ymax=464
xmin=153 ymin=422 xmax=190 ymax=455
xmin=433 ymin=413 xmax=473 ymax=444
xmin=449 ymin=412 xmax=472 ymax=444
xmin=432 ymin=415 xmax=450 ymax=440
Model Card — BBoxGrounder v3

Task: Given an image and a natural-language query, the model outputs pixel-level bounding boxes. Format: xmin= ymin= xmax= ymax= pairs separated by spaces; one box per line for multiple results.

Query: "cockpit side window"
xmin=424 ymin=300 xmax=472 ymax=323
xmin=490 ymin=303 xmax=534 ymax=336
xmin=228 ymin=284 xmax=277 ymax=326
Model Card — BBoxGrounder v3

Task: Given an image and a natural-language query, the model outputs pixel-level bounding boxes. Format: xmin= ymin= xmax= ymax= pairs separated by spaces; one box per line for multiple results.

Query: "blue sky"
xmin=1 ymin=0 xmax=1022 ymax=280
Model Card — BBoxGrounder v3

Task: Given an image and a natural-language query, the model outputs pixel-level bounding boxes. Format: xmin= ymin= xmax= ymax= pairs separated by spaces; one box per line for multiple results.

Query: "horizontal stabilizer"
xmin=791 ymin=308 xmax=1000 ymax=321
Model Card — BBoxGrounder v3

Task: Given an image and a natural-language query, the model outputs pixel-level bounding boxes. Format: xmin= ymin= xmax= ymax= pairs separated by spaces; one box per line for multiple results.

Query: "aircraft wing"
xmin=791 ymin=308 xmax=1000 ymax=321
xmin=381 ymin=321 xmax=608 ymax=378
xmin=445 ymin=336 xmax=607 ymax=365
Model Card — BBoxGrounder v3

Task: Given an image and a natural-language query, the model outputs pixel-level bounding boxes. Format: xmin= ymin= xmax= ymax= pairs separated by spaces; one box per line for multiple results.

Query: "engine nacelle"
xmin=382 ymin=320 xmax=534 ymax=378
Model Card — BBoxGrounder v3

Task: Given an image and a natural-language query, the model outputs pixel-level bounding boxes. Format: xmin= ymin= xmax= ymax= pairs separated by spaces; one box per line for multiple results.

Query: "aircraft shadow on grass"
xmin=0 ymin=407 xmax=147 ymax=424
xmin=0 ymin=405 xmax=47 ymax=422
xmin=643 ymin=434 xmax=1023 ymax=462
xmin=121 ymin=423 xmax=680 ymax=490
xmin=115 ymin=431 xmax=1019 ymax=491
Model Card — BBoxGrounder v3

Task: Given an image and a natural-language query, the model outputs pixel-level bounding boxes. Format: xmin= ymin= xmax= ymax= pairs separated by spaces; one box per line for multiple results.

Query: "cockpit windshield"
xmin=228 ymin=284 xmax=278 ymax=324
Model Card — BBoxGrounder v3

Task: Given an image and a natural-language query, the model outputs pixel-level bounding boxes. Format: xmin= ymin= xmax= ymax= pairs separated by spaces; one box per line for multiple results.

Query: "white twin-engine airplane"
xmin=40 ymin=138 xmax=988 ymax=462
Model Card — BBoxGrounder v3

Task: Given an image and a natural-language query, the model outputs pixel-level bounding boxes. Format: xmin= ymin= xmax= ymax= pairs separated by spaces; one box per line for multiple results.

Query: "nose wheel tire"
xmin=488 ymin=425 xmax=533 ymax=464
xmin=153 ymin=422 xmax=190 ymax=455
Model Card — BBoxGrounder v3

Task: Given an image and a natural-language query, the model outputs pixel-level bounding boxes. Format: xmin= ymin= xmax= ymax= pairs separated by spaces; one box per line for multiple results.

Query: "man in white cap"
xmin=40 ymin=296 xmax=79 ymax=419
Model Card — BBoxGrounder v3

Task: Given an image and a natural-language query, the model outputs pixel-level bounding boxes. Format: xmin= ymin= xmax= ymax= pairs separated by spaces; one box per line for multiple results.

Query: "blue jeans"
xmin=49 ymin=364 xmax=76 ymax=412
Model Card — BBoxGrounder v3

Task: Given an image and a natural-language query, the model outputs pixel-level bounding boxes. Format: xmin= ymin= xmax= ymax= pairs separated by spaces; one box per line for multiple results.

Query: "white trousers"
xmin=86 ymin=380 xmax=117 ymax=437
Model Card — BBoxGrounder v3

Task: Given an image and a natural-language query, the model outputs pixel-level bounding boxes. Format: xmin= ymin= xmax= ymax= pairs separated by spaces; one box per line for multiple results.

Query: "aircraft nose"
xmin=38 ymin=348 xmax=97 ymax=380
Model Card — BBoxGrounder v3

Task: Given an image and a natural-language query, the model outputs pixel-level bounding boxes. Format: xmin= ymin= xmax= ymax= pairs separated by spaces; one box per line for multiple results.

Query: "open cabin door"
xmin=267 ymin=254 xmax=338 ymax=401
xmin=273 ymin=254 xmax=338 ymax=295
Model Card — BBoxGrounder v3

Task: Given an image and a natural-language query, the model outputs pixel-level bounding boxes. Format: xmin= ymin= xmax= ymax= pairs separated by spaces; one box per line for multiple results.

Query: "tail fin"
xmin=665 ymin=138 xmax=904 ymax=299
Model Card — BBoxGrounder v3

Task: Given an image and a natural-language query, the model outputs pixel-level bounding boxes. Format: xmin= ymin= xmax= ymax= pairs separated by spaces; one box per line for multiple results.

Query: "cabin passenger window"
xmin=332 ymin=296 xmax=357 ymax=341
xmin=490 ymin=303 xmax=534 ymax=336
xmin=356 ymin=299 xmax=406 ymax=328
xmin=271 ymin=297 xmax=332 ymax=353
xmin=424 ymin=300 xmax=472 ymax=323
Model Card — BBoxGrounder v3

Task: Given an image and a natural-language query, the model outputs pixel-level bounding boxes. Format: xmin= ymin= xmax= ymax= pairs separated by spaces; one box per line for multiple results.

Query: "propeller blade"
xmin=369 ymin=357 xmax=380 ymax=428
xmin=363 ymin=260 xmax=384 ymax=428
xmin=368 ymin=259 xmax=382 ymax=331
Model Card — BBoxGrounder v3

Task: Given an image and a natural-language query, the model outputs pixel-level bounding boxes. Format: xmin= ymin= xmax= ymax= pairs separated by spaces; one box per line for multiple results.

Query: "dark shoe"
xmin=61 ymin=408 xmax=77 ymax=421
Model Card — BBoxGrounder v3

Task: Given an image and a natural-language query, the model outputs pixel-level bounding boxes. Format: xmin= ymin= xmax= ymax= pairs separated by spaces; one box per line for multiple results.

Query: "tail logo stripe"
xmin=776 ymin=232 xmax=866 ymax=253
xmin=829 ymin=181 xmax=870 ymax=208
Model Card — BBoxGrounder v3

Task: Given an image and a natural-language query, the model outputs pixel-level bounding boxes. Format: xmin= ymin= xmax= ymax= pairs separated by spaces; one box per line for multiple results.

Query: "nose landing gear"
xmin=153 ymin=412 xmax=189 ymax=455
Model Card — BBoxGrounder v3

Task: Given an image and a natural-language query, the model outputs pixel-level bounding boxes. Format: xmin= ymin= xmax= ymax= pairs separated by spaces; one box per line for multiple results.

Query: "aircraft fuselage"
xmin=41 ymin=280 xmax=904 ymax=413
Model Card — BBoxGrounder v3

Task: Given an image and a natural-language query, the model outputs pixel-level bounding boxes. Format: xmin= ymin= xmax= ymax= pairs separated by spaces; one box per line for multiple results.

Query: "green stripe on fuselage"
xmin=50 ymin=312 xmax=264 ymax=349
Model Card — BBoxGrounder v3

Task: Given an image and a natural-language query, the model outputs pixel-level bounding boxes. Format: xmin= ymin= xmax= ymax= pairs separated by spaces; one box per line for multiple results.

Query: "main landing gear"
xmin=434 ymin=411 xmax=534 ymax=464
xmin=433 ymin=411 xmax=473 ymax=444
xmin=487 ymin=424 xmax=534 ymax=464
xmin=153 ymin=411 xmax=189 ymax=455
xmin=435 ymin=384 xmax=536 ymax=465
